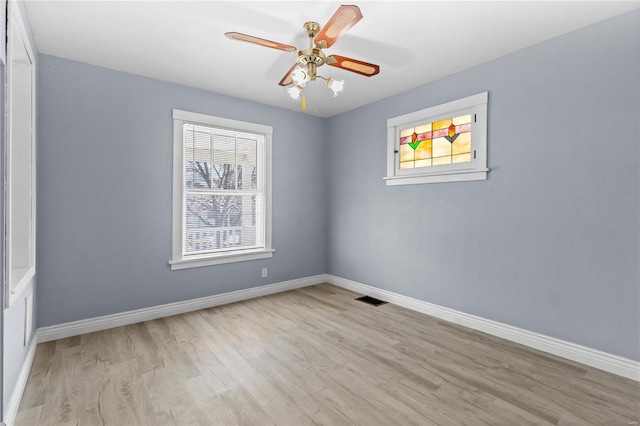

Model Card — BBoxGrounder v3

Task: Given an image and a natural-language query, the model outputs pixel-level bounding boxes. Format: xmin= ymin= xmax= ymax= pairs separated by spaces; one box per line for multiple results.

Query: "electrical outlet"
xmin=261 ymin=268 xmax=268 ymax=278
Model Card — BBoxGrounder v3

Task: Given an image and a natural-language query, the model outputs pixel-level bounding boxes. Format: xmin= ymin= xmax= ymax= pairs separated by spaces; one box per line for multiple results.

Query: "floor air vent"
xmin=355 ymin=295 xmax=388 ymax=306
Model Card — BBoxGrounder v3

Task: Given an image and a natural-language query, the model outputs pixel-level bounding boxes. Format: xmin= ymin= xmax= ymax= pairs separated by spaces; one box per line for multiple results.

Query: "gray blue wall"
xmin=326 ymin=10 xmax=639 ymax=361
xmin=36 ymin=55 xmax=327 ymax=327
xmin=2 ymin=0 xmax=38 ymax=417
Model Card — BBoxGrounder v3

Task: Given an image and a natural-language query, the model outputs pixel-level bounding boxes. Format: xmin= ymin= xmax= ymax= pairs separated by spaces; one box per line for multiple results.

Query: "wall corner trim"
xmin=326 ymin=274 xmax=640 ymax=382
xmin=3 ymin=337 xmax=37 ymax=426
xmin=36 ymin=274 xmax=328 ymax=343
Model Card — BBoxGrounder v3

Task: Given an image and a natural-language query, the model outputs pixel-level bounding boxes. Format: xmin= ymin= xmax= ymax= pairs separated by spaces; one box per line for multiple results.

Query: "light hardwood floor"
xmin=15 ymin=284 xmax=640 ymax=425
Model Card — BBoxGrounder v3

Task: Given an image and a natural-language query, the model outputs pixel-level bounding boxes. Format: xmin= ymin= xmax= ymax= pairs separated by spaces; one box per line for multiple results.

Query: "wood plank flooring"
xmin=15 ymin=284 xmax=640 ymax=425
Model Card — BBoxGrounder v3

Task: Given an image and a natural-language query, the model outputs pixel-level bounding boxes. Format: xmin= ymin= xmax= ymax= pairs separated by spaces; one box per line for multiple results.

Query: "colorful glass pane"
xmin=408 ymin=131 xmax=421 ymax=150
xmin=432 ymin=156 xmax=451 ymax=166
xmin=415 ymin=123 xmax=432 ymax=134
xmin=399 ymin=114 xmax=472 ymax=170
xmin=416 ymin=131 xmax=431 ymax=141
xmin=433 ymin=119 xmax=452 ymax=131
xmin=400 ymin=127 xmax=414 ymax=138
xmin=452 ymin=132 xmax=471 ymax=155
xmin=452 ymin=153 xmax=472 ymax=163
xmin=432 ymin=137 xmax=451 ymax=159
xmin=415 ymin=139 xmax=432 ymax=159
xmin=456 ymin=123 xmax=471 ymax=133
xmin=452 ymin=114 xmax=472 ymax=125
xmin=448 ymin=124 xmax=456 ymax=138
xmin=400 ymin=144 xmax=414 ymax=163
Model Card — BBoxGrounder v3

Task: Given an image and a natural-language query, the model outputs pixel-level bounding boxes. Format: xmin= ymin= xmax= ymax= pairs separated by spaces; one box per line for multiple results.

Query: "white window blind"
xmin=183 ymin=123 xmax=265 ymax=256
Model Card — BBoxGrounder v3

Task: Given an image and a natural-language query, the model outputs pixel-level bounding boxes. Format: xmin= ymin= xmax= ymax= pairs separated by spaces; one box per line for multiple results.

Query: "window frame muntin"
xmin=170 ymin=109 xmax=273 ymax=270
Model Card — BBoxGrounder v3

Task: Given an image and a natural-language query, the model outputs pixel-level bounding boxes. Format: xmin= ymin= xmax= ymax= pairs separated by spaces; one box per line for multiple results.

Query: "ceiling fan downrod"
xmin=298 ymin=21 xmax=326 ymax=81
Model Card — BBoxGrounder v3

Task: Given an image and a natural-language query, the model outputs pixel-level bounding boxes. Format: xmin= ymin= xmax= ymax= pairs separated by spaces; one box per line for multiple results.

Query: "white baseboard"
xmin=3 ymin=337 xmax=37 ymax=426
xmin=33 ymin=273 xmax=639 ymax=382
xmin=326 ymin=274 xmax=640 ymax=382
xmin=37 ymin=274 xmax=327 ymax=343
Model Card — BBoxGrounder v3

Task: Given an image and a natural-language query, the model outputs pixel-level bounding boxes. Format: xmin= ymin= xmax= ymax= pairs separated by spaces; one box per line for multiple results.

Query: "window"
xmin=385 ymin=92 xmax=488 ymax=185
xmin=170 ymin=110 xmax=273 ymax=270
xmin=5 ymin=2 xmax=36 ymax=307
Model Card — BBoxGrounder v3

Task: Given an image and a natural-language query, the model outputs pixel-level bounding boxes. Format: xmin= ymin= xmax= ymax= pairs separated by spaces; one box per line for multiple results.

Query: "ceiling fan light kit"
xmin=326 ymin=78 xmax=344 ymax=97
xmin=287 ymin=85 xmax=303 ymax=100
xmin=225 ymin=4 xmax=380 ymax=110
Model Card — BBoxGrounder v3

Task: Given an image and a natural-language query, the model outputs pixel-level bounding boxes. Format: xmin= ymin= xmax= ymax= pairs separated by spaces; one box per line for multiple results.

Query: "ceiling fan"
xmin=225 ymin=4 xmax=380 ymax=110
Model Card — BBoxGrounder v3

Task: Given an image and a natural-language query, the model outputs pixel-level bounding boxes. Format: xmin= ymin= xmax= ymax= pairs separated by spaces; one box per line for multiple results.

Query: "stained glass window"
xmin=385 ymin=92 xmax=488 ymax=185
xmin=399 ymin=114 xmax=472 ymax=170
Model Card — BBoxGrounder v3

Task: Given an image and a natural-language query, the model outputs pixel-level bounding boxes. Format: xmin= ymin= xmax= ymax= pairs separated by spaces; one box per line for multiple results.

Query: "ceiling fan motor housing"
xmin=298 ymin=48 xmax=326 ymax=66
xmin=297 ymin=49 xmax=326 ymax=81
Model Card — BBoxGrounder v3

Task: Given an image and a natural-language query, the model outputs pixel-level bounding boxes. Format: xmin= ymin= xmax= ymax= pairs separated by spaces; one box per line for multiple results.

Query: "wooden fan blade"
xmin=225 ymin=32 xmax=297 ymax=52
xmin=314 ymin=5 xmax=362 ymax=49
xmin=326 ymin=55 xmax=380 ymax=77
xmin=278 ymin=63 xmax=298 ymax=86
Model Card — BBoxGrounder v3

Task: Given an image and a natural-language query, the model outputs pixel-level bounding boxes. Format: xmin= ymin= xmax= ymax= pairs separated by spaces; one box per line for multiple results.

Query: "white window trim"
xmin=170 ymin=109 xmax=273 ymax=270
xmin=5 ymin=1 xmax=36 ymax=307
xmin=385 ymin=92 xmax=489 ymax=186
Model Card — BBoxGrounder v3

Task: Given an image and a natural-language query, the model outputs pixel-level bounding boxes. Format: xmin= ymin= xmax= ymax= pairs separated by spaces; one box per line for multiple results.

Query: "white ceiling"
xmin=25 ymin=1 xmax=639 ymax=118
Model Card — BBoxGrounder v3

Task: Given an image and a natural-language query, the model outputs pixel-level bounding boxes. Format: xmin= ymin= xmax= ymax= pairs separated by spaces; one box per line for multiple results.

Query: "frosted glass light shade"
xmin=287 ymin=85 xmax=303 ymax=100
xmin=326 ymin=78 xmax=344 ymax=97
xmin=291 ymin=66 xmax=309 ymax=87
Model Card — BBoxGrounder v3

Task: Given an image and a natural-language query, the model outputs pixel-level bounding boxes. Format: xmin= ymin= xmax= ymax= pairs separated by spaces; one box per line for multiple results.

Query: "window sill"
xmin=385 ymin=168 xmax=489 ymax=186
xmin=169 ymin=249 xmax=275 ymax=270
